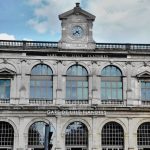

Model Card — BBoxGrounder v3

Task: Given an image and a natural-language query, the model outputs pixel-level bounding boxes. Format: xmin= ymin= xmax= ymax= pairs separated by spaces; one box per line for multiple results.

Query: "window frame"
xmin=101 ymin=122 xmax=124 ymax=149
xmin=101 ymin=65 xmax=123 ymax=104
xmin=0 ymin=121 xmax=14 ymax=148
xmin=65 ymin=121 xmax=88 ymax=149
xmin=0 ymin=78 xmax=11 ymax=103
xmin=66 ymin=65 xmax=89 ymax=104
xmin=137 ymin=122 xmax=150 ymax=149
xmin=29 ymin=64 xmax=53 ymax=104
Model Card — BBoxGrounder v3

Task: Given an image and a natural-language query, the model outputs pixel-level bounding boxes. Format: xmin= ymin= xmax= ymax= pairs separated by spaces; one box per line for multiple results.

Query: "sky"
xmin=0 ymin=0 xmax=150 ymax=43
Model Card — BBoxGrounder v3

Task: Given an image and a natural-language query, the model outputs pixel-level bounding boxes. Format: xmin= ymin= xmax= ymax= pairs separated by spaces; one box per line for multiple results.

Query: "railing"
xmin=141 ymin=100 xmax=150 ymax=106
xmin=101 ymin=99 xmax=126 ymax=106
xmin=96 ymin=43 xmax=150 ymax=50
xmin=65 ymin=100 xmax=89 ymax=104
xmin=0 ymin=40 xmax=58 ymax=50
xmin=29 ymin=99 xmax=53 ymax=104
xmin=0 ymin=98 xmax=10 ymax=103
xmin=0 ymin=40 xmax=150 ymax=51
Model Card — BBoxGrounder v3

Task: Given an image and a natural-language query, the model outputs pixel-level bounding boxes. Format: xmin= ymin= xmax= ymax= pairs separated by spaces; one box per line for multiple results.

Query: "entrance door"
xmin=72 ymin=148 xmax=82 ymax=150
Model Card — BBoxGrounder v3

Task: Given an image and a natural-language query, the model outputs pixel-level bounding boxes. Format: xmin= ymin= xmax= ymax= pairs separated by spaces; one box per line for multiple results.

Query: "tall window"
xmin=137 ymin=122 xmax=150 ymax=149
xmin=66 ymin=65 xmax=88 ymax=104
xmin=102 ymin=122 xmax=124 ymax=150
xmin=141 ymin=81 xmax=150 ymax=101
xmin=0 ymin=79 xmax=10 ymax=101
xmin=65 ymin=121 xmax=88 ymax=150
xmin=101 ymin=65 xmax=123 ymax=103
xmin=0 ymin=122 xmax=14 ymax=149
xmin=30 ymin=64 xmax=53 ymax=104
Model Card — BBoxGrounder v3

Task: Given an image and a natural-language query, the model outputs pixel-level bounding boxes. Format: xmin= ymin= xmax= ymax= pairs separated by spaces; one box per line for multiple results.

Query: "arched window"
xmin=137 ymin=122 xmax=150 ymax=149
xmin=102 ymin=122 xmax=124 ymax=150
xmin=30 ymin=64 xmax=53 ymax=104
xmin=66 ymin=65 xmax=88 ymax=104
xmin=65 ymin=121 xmax=88 ymax=150
xmin=101 ymin=65 xmax=123 ymax=104
xmin=0 ymin=121 xmax=14 ymax=149
xmin=28 ymin=121 xmax=54 ymax=149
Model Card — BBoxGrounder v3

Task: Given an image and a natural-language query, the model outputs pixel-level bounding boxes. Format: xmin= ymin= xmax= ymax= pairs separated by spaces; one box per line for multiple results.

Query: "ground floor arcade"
xmin=0 ymin=109 xmax=149 ymax=150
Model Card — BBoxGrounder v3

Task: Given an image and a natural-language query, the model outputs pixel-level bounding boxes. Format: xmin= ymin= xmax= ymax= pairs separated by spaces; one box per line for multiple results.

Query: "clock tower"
xmin=58 ymin=3 xmax=96 ymax=50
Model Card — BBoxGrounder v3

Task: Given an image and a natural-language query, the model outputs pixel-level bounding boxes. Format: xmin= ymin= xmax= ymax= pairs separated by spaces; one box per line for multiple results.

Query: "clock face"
xmin=71 ymin=26 xmax=84 ymax=38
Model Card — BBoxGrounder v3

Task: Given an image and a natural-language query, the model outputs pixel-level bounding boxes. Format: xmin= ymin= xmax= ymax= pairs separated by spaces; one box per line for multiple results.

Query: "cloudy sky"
xmin=0 ymin=0 xmax=150 ymax=43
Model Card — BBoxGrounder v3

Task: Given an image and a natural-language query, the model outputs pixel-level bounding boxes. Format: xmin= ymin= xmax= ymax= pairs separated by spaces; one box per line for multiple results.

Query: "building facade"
xmin=0 ymin=3 xmax=150 ymax=150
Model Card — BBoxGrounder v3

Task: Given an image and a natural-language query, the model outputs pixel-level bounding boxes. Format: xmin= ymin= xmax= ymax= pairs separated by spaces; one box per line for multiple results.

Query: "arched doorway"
xmin=65 ymin=121 xmax=88 ymax=150
xmin=101 ymin=121 xmax=124 ymax=150
xmin=137 ymin=122 xmax=150 ymax=150
xmin=0 ymin=121 xmax=14 ymax=150
xmin=28 ymin=121 xmax=54 ymax=150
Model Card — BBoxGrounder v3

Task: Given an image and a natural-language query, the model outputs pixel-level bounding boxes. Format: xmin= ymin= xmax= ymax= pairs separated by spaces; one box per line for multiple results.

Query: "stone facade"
xmin=0 ymin=3 xmax=150 ymax=150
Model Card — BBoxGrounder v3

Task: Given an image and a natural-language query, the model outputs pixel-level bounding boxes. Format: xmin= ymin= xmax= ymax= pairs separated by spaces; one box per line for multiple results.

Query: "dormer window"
xmin=137 ymin=71 xmax=150 ymax=105
xmin=0 ymin=68 xmax=15 ymax=103
xmin=0 ymin=79 xmax=10 ymax=100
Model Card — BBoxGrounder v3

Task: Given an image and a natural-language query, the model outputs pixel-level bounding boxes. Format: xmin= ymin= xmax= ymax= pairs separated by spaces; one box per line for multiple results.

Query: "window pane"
xmin=107 ymin=89 xmax=111 ymax=99
xmin=118 ymin=89 xmax=122 ymax=99
xmin=0 ymin=80 xmax=10 ymax=99
xmin=31 ymin=64 xmax=52 ymax=75
xmin=30 ymin=87 xmax=35 ymax=98
xmin=112 ymin=89 xmax=116 ymax=99
xmin=83 ymin=81 xmax=88 ymax=87
xmin=47 ymin=89 xmax=52 ymax=100
xmin=83 ymin=88 xmax=88 ymax=99
xmin=101 ymin=65 xmax=122 ymax=76
xmin=72 ymin=87 xmax=76 ymax=99
xmin=66 ymin=87 xmax=70 ymax=99
xmin=77 ymin=65 xmax=83 ymax=76
xmin=67 ymin=65 xmax=87 ymax=76
xmin=106 ymin=82 xmax=111 ymax=88
xmin=78 ymin=81 xmax=82 ymax=87
xmin=141 ymin=81 xmax=150 ymax=101
xmin=101 ymin=82 xmax=105 ymax=88
xmin=72 ymin=81 xmax=76 ymax=87
xmin=77 ymin=88 xmax=82 ymax=100
xmin=101 ymin=88 xmax=105 ymax=99
xmin=118 ymin=82 xmax=122 ymax=88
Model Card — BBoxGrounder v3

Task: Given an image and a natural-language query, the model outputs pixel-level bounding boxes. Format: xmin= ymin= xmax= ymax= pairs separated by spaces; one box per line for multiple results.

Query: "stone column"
xmin=56 ymin=61 xmax=64 ymax=105
xmin=91 ymin=117 xmax=100 ymax=150
xmin=55 ymin=115 xmax=63 ymax=150
xmin=128 ymin=118 xmax=137 ymax=150
xmin=92 ymin=62 xmax=99 ymax=105
xmin=126 ymin=62 xmax=133 ymax=106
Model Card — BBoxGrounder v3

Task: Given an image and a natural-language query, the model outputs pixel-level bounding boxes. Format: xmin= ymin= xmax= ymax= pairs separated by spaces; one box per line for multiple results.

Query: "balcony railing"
xmin=29 ymin=99 xmax=53 ymax=104
xmin=0 ymin=40 xmax=150 ymax=51
xmin=0 ymin=40 xmax=58 ymax=50
xmin=65 ymin=100 xmax=89 ymax=104
xmin=0 ymin=98 xmax=10 ymax=103
xmin=141 ymin=100 xmax=150 ymax=106
xmin=101 ymin=99 xmax=126 ymax=106
xmin=96 ymin=43 xmax=150 ymax=50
